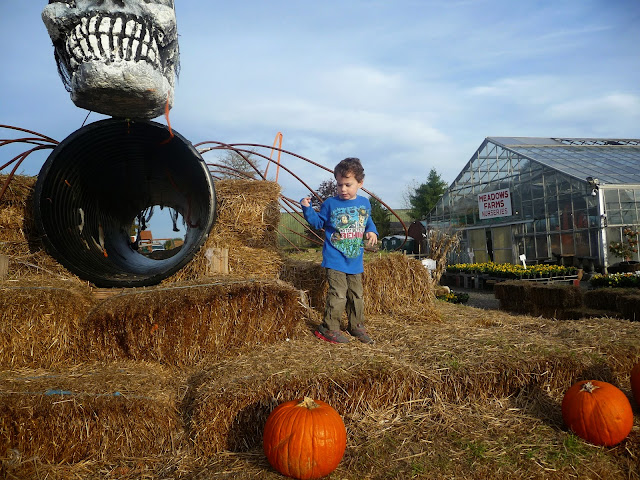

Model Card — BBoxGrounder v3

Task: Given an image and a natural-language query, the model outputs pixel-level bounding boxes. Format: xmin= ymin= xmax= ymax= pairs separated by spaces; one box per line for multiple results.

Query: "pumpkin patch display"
xmin=561 ymin=380 xmax=633 ymax=447
xmin=263 ymin=397 xmax=347 ymax=479
xmin=631 ymin=362 xmax=640 ymax=406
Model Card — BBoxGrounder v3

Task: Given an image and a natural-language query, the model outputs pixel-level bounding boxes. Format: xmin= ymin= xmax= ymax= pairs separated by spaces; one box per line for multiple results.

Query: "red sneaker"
xmin=348 ymin=324 xmax=374 ymax=344
xmin=314 ymin=329 xmax=349 ymax=344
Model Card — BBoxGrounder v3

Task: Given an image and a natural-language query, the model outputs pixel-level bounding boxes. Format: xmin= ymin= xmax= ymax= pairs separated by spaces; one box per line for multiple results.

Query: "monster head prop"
xmin=42 ymin=0 xmax=179 ymax=119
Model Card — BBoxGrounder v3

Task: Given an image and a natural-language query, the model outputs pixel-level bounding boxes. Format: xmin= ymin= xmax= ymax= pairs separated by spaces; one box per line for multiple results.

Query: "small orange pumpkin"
xmin=561 ymin=380 xmax=633 ymax=446
xmin=263 ymin=397 xmax=346 ymax=480
xmin=632 ymin=362 xmax=640 ymax=406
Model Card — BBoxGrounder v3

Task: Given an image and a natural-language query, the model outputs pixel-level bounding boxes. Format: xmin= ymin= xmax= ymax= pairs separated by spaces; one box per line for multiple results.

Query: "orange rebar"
xmin=263 ymin=132 xmax=283 ymax=182
xmin=159 ymin=96 xmax=174 ymax=145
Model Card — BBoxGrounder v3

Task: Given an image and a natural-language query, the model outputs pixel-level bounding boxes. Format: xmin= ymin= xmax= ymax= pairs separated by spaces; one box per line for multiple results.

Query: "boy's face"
xmin=335 ymin=172 xmax=363 ymax=201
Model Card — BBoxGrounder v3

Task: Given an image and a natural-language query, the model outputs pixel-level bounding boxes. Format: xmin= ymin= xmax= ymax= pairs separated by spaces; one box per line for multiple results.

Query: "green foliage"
xmin=163 ymin=238 xmax=182 ymax=250
xmin=369 ymin=196 xmax=391 ymax=239
xmin=589 ymin=272 xmax=640 ymax=288
xmin=436 ymin=292 xmax=470 ymax=304
xmin=447 ymin=262 xmax=577 ymax=278
xmin=408 ymin=168 xmax=447 ymax=220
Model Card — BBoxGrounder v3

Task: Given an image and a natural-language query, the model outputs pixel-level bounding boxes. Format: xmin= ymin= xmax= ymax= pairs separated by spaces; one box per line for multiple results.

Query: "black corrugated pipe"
xmin=34 ymin=118 xmax=216 ymax=287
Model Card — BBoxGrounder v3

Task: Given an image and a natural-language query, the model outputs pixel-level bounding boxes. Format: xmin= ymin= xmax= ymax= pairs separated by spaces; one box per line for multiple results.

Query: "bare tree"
xmin=213 ymin=149 xmax=262 ymax=179
xmin=310 ymin=177 xmax=337 ymax=209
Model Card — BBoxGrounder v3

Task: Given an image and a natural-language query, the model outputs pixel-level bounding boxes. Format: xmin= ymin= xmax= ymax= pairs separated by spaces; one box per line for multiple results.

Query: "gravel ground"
xmin=450 ymin=287 xmax=501 ymax=310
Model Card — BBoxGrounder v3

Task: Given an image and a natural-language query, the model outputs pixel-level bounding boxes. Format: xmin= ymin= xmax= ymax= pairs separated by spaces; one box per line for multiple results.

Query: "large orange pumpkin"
xmin=263 ymin=397 xmax=347 ymax=480
xmin=561 ymin=380 xmax=633 ymax=446
xmin=631 ymin=362 xmax=640 ymax=406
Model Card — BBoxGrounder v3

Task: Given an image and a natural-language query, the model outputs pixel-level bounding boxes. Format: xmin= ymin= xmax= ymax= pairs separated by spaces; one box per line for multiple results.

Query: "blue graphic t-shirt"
xmin=302 ymin=195 xmax=378 ymax=274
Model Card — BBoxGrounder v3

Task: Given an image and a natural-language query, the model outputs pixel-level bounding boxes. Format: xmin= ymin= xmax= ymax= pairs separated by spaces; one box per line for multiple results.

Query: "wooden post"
xmin=206 ymin=247 xmax=229 ymax=274
xmin=0 ymin=255 xmax=8 ymax=281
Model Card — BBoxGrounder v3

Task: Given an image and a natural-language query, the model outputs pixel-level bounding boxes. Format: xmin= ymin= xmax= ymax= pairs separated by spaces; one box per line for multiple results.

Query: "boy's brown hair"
xmin=334 ymin=157 xmax=365 ymax=182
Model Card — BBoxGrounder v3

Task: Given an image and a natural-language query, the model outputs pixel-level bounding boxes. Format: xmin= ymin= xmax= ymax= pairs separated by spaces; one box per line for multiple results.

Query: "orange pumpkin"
xmin=561 ymin=380 xmax=633 ymax=446
xmin=632 ymin=362 xmax=640 ymax=406
xmin=263 ymin=397 xmax=347 ymax=480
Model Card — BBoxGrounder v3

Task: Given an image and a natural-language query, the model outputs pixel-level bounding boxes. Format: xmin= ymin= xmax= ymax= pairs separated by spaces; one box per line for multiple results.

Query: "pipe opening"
xmin=34 ymin=118 xmax=216 ymax=287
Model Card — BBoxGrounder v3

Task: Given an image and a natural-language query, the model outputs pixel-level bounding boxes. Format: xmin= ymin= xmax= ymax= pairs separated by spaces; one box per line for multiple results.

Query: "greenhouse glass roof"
xmin=486 ymin=137 xmax=640 ymax=186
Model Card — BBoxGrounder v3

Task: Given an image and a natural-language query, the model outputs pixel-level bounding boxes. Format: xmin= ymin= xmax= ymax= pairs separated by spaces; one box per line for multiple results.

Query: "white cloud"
xmin=548 ymin=93 xmax=640 ymax=121
xmin=2 ymin=0 xmax=639 ymax=214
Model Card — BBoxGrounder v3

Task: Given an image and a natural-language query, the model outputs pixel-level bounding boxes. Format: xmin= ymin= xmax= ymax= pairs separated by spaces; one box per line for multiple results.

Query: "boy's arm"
xmin=365 ymin=207 xmax=378 ymax=247
xmin=300 ymin=197 xmax=327 ymax=230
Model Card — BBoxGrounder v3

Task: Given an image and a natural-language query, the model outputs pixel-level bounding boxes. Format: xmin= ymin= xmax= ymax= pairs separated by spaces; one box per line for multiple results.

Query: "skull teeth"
xmin=64 ymin=14 xmax=162 ymax=70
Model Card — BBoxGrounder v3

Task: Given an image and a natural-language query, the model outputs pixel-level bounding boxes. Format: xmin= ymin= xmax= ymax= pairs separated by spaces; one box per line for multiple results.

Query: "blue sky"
xmin=1 ymin=1 xmax=639 ymax=238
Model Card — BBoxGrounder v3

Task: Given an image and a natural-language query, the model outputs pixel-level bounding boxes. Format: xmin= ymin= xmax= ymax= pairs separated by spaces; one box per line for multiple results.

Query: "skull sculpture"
xmin=42 ymin=0 xmax=179 ymax=119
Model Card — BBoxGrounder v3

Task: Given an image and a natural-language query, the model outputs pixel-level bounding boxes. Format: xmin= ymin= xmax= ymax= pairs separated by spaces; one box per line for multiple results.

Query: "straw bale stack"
xmin=527 ymin=282 xmax=582 ymax=309
xmin=583 ymin=287 xmax=640 ymax=320
xmin=0 ymin=175 xmax=36 ymax=255
xmin=617 ymin=291 xmax=640 ymax=321
xmin=583 ymin=287 xmax=634 ymax=311
xmin=1 ymin=300 xmax=639 ymax=474
xmin=0 ymin=362 xmax=184 ymax=462
xmin=280 ymin=253 xmax=438 ymax=322
xmin=0 ymin=175 xmax=77 ymax=281
xmin=185 ymin=303 xmax=640 ymax=456
xmin=0 ymin=280 xmax=95 ymax=368
xmin=0 ymin=176 xmax=283 ymax=283
xmin=167 ymin=179 xmax=283 ymax=282
xmin=84 ymin=279 xmax=308 ymax=366
xmin=495 ymin=281 xmax=583 ymax=317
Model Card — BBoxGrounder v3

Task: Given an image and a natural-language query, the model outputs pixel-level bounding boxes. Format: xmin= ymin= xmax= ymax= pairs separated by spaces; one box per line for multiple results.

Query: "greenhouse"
xmin=427 ymin=137 xmax=640 ymax=273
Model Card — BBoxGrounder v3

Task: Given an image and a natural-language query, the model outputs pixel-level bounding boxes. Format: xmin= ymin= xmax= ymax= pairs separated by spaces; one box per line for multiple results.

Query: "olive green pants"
xmin=322 ymin=268 xmax=365 ymax=332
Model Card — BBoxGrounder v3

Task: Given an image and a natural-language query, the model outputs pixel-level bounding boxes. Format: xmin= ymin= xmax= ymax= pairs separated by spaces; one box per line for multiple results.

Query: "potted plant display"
xmin=608 ymin=227 xmax=640 ymax=273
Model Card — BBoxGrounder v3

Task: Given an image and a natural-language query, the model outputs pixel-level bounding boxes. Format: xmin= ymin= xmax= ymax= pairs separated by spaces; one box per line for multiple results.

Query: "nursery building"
xmin=427 ymin=137 xmax=640 ymax=272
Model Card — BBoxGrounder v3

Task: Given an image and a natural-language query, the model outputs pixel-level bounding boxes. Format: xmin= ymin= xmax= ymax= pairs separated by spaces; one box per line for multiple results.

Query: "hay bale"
xmin=495 ymin=281 xmax=583 ymax=317
xmin=279 ymin=258 xmax=326 ymax=310
xmin=363 ymin=253 xmax=437 ymax=321
xmin=211 ymin=180 xmax=281 ymax=248
xmin=167 ymin=179 xmax=283 ymax=282
xmin=84 ymin=279 xmax=308 ymax=366
xmin=187 ymin=343 xmax=426 ymax=456
xmin=0 ymin=281 xmax=95 ymax=368
xmin=0 ymin=175 xmax=80 ymax=281
xmin=618 ymin=292 xmax=640 ymax=321
xmin=0 ymin=363 xmax=184 ymax=462
xmin=560 ymin=307 xmax=623 ymax=320
xmin=0 ymin=175 xmax=37 ymax=256
xmin=494 ymin=280 xmax=532 ymax=313
xmin=584 ymin=287 xmax=638 ymax=311
xmin=528 ymin=283 xmax=582 ymax=309
xmin=280 ymin=253 xmax=438 ymax=322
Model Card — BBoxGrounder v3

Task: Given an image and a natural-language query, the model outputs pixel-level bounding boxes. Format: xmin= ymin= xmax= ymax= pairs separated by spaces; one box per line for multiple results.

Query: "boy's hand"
xmin=300 ymin=197 xmax=311 ymax=207
xmin=365 ymin=231 xmax=378 ymax=247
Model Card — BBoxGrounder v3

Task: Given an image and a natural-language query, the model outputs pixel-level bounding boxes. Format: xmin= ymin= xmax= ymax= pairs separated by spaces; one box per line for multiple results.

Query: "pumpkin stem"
xmin=298 ymin=396 xmax=320 ymax=410
xmin=580 ymin=381 xmax=600 ymax=393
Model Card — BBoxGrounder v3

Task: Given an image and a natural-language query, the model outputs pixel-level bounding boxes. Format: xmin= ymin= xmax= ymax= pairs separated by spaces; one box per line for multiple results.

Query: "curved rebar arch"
xmin=0 ymin=125 xmax=58 ymax=201
xmin=1 ymin=123 xmax=410 ymax=266
xmin=196 ymin=140 xmax=409 ymax=251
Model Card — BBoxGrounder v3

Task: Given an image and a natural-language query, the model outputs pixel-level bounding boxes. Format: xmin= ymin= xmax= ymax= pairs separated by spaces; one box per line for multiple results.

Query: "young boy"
xmin=301 ymin=157 xmax=378 ymax=344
